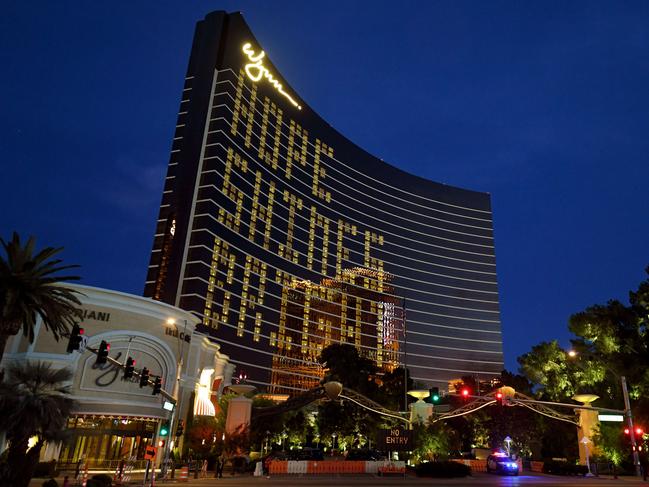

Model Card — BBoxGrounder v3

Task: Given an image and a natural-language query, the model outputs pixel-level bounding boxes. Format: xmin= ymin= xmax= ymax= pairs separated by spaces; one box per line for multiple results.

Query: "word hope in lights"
xmin=242 ymin=43 xmax=302 ymax=110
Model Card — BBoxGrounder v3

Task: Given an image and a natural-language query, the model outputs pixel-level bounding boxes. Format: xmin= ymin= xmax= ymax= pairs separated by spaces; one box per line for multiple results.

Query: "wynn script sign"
xmin=378 ymin=427 xmax=412 ymax=451
xmin=242 ymin=42 xmax=302 ymax=110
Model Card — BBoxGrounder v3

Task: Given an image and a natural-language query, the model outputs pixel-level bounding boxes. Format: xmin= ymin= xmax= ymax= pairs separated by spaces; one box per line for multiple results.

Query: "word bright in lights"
xmin=242 ymin=43 xmax=302 ymax=110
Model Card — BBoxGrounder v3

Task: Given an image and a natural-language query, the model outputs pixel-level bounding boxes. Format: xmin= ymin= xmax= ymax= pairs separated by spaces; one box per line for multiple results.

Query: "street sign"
xmin=144 ymin=445 xmax=157 ymax=460
xmin=378 ymin=427 xmax=412 ymax=451
xmin=598 ymin=414 xmax=624 ymax=422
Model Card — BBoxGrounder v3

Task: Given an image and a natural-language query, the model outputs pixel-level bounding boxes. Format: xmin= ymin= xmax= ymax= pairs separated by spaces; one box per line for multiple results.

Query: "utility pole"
xmin=162 ymin=318 xmax=189 ymax=478
xmin=621 ymin=376 xmax=642 ymax=477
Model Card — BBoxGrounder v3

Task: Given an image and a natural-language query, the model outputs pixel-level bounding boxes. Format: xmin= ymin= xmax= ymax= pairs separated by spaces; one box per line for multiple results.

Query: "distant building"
xmin=0 ymin=284 xmax=232 ymax=466
xmin=144 ymin=11 xmax=504 ymax=393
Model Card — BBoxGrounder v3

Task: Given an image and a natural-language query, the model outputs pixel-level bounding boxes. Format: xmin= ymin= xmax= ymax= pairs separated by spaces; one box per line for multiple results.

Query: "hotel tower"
xmin=145 ymin=11 xmax=504 ymax=393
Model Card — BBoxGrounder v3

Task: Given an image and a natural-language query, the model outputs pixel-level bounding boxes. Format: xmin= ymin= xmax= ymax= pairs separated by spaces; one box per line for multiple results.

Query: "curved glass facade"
xmin=145 ymin=11 xmax=503 ymax=393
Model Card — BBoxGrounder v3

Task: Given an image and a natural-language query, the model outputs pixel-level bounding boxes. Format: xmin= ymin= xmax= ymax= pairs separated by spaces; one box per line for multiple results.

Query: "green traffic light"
xmin=432 ymin=394 xmax=440 ymax=402
xmin=160 ymin=426 xmax=169 ymax=436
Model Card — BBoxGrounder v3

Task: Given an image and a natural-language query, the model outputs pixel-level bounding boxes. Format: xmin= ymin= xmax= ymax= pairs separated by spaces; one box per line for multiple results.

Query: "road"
xmin=119 ymin=472 xmax=646 ymax=487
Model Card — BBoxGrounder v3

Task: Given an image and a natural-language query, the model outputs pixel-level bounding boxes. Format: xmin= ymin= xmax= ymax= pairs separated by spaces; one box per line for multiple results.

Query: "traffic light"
xmin=66 ymin=324 xmax=84 ymax=353
xmin=496 ymin=391 xmax=504 ymax=404
xmin=139 ymin=367 xmax=150 ymax=388
xmin=152 ymin=376 xmax=162 ymax=395
xmin=123 ymin=357 xmax=136 ymax=380
xmin=461 ymin=387 xmax=470 ymax=399
xmin=176 ymin=420 xmax=185 ymax=437
xmin=158 ymin=439 xmax=166 ymax=448
xmin=429 ymin=387 xmax=440 ymax=403
xmin=95 ymin=340 xmax=110 ymax=365
xmin=624 ymin=428 xmax=630 ymax=435
xmin=159 ymin=422 xmax=170 ymax=436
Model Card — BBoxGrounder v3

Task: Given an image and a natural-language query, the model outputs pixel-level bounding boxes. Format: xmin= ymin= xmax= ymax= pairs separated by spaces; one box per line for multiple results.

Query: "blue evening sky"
xmin=1 ymin=1 xmax=648 ymax=372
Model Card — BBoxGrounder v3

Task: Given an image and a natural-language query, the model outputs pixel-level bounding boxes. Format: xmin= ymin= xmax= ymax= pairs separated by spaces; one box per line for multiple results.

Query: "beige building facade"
xmin=0 ymin=284 xmax=233 ymax=467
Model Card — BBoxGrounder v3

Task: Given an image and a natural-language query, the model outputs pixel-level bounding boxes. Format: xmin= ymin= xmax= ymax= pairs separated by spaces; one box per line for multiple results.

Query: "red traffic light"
xmin=461 ymin=388 xmax=470 ymax=397
xmin=624 ymin=428 xmax=630 ymax=435
xmin=636 ymin=427 xmax=644 ymax=436
xmin=79 ymin=327 xmax=84 ymax=335
xmin=496 ymin=392 xmax=503 ymax=400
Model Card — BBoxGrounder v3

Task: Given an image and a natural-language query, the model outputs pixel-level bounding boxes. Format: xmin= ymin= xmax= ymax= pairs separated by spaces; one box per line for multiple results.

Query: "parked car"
xmin=486 ymin=452 xmax=519 ymax=476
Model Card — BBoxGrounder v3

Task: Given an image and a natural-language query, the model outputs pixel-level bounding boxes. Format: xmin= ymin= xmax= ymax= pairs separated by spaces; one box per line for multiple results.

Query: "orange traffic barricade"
xmin=178 ymin=466 xmax=189 ymax=482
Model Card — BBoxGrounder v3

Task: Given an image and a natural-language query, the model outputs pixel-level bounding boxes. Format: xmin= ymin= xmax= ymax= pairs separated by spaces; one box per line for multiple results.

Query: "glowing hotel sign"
xmin=242 ymin=42 xmax=302 ymax=110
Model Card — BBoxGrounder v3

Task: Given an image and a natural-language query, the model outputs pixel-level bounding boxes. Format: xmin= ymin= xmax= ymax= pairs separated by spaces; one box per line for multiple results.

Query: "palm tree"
xmin=0 ymin=232 xmax=81 ymax=362
xmin=0 ymin=361 xmax=78 ymax=487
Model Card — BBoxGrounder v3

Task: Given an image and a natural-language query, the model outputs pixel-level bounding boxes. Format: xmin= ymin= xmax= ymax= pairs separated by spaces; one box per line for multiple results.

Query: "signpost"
xmin=143 ymin=446 xmax=157 ymax=486
xmin=378 ymin=427 xmax=412 ymax=450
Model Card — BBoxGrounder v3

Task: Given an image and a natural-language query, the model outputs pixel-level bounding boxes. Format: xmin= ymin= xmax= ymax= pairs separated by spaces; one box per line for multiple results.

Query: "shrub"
xmin=34 ymin=461 xmax=58 ymax=478
xmin=542 ymin=460 xmax=589 ymax=476
xmin=415 ymin=461 xmax=471 ymax=478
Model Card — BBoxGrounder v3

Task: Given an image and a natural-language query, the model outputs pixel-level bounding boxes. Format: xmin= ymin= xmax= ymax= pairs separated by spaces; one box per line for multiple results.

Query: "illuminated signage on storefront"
xmin=242 ymin=42 xmax=302 ymax=110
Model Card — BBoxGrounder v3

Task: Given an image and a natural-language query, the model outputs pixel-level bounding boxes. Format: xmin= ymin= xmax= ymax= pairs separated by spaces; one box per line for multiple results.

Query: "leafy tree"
xmin=0 ymin=232 xmax=81 ymax=362
xmin=250 ymin=396 xmax=286 ymax=451
xmin=0 ymin=362 xmax=77 ymax=487
xmin=411 ymin=421 xmax=459 ymax=463
xmin=185 ymin=416 xmax=220 ymax=458
xmin=593 ymin=423 xmax=626 ymax=466
xmin=517 ymin=266 xmax=649 ymax=462
xmin=320 ymin=343 xmax=379 ymax=397
xmin=379 ymin=367 xmax=413 ymax=411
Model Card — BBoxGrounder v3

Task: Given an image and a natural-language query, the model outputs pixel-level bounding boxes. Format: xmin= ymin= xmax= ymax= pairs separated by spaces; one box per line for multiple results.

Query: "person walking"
xmin=217 ymin=453 xmax=226 ymax=478
xmin=639 ymin=450 xmax=648 ymax=481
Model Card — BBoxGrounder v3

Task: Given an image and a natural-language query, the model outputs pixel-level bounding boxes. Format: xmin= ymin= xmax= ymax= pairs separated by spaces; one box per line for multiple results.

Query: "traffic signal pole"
xmin=621 ymin=376 xmax=642 ymax=477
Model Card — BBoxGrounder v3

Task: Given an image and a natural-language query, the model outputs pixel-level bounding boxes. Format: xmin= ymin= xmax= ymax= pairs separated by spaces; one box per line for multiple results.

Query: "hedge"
xmin=415 ymin=461 xmax=471 ymax=478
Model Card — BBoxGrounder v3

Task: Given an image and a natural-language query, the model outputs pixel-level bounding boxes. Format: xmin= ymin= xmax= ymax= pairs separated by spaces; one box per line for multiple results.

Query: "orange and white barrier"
xmin=178 ymin=466 xmax=189 ymax=482
xmin=268 ymin=460 xmax=404 ymax=475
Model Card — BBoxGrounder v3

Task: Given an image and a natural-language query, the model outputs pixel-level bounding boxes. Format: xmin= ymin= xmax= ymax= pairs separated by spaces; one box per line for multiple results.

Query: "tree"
xmin=185 ymin=416 xmax=220 ymax=458
xmin=0 ymin=361 xmax=77 ymax=487
xmin=0 ymin=233 xmax=81 ymax=362
xmin=320 ymin=343 xmax=379 ymax=397
xmin=517 ymin=266 xmax=649 ymax=463
xmin=411 ymin=421 xmax=459 ymax=463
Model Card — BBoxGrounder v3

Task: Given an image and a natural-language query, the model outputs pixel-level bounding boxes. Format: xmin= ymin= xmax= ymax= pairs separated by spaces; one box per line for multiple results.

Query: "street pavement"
xmin=29 ymin=472 xmax=649 ymax=487
xmin=155 ymin=473 xmax=647 ymax=487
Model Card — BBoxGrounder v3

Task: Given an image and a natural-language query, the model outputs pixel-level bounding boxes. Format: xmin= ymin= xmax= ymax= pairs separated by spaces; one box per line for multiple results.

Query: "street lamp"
xmin=504 ymin=436 xmax=512 ymax=456
xmin=580 ymin=436 xmax=595 ymax=477
xmin=568 ymin=350 xmax=641 ymax=477
xmin=161 ymin=317 xmax=189 ymax=477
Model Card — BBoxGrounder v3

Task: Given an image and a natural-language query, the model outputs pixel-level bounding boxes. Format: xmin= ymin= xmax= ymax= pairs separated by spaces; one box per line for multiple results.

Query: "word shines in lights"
xmin=242 ymin=42 xmax=302 ymax=110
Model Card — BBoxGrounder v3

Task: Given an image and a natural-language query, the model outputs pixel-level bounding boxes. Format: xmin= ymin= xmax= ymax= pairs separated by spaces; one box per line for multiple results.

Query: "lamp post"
xmin=580 ymin=436 xmax=594 ymax=477
xmin=504 ymin=436 xmax=512 ymax=457
xmin=568 ymin=350 xmax=641 ymax=477
xmin=162 ymin=317 xmax=188 ymax=477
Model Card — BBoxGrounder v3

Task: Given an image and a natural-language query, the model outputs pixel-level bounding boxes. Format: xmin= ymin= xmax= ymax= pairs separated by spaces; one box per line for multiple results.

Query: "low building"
xmin=0 ymin=284 xmax=233 ymax=468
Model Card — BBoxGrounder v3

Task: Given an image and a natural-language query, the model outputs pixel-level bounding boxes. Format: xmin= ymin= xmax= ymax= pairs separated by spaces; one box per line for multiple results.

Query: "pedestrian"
xmin=217 ymin=453 xmax=226 ymax=478
xmin=62 ymin=475 xmax=70 ymax=487
xmin=639 ymin=450 xmax=648 ymax=481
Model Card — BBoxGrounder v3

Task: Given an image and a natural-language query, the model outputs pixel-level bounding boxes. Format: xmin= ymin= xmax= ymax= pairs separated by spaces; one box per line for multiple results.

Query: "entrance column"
xmin=573 ymin=394 xmax=600 ymax=466
xmin=225 ymin=385 xmax=256 ymax=435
